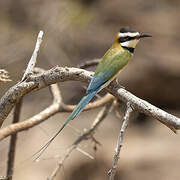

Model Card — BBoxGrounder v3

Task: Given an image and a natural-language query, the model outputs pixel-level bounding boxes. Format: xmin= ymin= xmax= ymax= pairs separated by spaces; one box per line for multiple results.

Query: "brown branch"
xmin=108 ymin=102 xmax=133 ymax=180
xmin=47 ymin=102 xmax=113 ymax=180
xmin=6 ymin=98 xmax=23 ymax=180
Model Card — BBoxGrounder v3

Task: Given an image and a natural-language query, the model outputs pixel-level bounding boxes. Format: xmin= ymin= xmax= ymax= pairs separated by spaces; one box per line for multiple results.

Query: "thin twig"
xmin=108 ymin=102 xmax=133 ymax=180
xmin=61 ymin=93 xmax=114 ymax=112
xmin=0 ymin=93 xmax=113 ymax=141
xmin=108 ymin=81 xmax=178 ymax=133
xmin=0 ymin=84 xmax=62 ymax=140
xmin=21 ymin=31 xmax=44 ymax=81
xmin=6 ymin=98 xmax=23 ymax=180
xmin=48 ymin=102 xmax=113 ymax=180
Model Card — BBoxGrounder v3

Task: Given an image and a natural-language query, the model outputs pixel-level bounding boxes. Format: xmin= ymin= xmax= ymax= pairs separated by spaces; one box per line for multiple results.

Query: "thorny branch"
xmin=108 ymin=102 xmax=133 ymax=180
xmin=47 ymin=102 xmax=113 ymax=180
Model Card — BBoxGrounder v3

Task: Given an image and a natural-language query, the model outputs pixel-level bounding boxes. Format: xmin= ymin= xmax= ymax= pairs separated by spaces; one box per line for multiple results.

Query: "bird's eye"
xmin=124 ymin=37 xmax=129 ymax=41
xmin=118 ymin=36 xmax=130 ymax=43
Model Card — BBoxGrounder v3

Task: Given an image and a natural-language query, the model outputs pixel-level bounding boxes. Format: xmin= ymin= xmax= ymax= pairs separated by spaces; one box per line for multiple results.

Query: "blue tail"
xmin=33 ymin=90 xmax=98 ymax=160
xmin=70 ymin=90 xmax=97 ymax=120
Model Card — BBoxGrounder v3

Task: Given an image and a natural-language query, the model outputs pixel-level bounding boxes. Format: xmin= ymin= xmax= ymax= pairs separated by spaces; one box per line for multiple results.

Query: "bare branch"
xmin=0 ymin=30 xmax=179 ymax=180
xmin=108 ymin=81 xmax=179 ymax=133
xmin=47 ymin=145 xmax=75 ymax=180
xmin=0 ymin=93 xmax=113 ymax=141
xmin=61 ymin=93 xmax=114 ymax=112
xmin=108 ymin=102 xmax=133 ymax=180
xmin=6 ymin=98 xmax=23 ymax=180
xmin=48 ymin=102 xmax=113 ymax=180
xmin=0 ymin=31 xmax=44 ymax=127
xmin=4 ymin=31 xmax=43 ymax=180
xmin=0 ymin=84 xmax=62 ymax=140
xmin=0 ymin=65 xmax=113 ymax=139
xmin=21 ymin=31 xmax=44 ymax=81
xmin=1 ymin=30 xmax=179 ymax=180
xmin=0 ymin=79 xmax=37 ymax=127
xmin=0 ymin=67 xmax=180 ymax=132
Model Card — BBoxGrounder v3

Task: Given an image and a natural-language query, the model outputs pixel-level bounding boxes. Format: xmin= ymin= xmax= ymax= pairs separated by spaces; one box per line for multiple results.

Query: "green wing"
xmin=87 ymin=48 xmax=132 ymax=93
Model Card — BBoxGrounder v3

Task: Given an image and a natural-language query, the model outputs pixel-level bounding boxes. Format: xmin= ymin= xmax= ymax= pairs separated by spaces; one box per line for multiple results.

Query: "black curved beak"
xmin=139 ymin=33 xmax=152 ymax=38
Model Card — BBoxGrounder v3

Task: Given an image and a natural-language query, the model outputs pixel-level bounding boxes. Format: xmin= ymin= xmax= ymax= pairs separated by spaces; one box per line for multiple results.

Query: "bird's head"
xmin=114 ymin=27 xmax=152 ymax=53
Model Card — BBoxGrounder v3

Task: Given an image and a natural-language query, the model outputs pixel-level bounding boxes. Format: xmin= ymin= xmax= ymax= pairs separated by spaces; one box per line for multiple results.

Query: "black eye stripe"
xmin=118 ymin=36 xmax=138 ymax=43
xmin=118 ymin=37 xmax=127 ymax=43
xmin=122 ymin=46 xmax=134 ymax=53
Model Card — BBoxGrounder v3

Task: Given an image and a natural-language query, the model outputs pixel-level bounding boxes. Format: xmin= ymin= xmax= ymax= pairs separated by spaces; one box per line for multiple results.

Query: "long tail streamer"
xmin=32 ymin=90 xmax=98 ymax=161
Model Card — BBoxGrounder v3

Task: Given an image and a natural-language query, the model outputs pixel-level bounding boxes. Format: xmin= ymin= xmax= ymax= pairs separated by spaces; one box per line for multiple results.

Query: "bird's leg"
xmin=115 ymin=79 xmax=125 ymax=89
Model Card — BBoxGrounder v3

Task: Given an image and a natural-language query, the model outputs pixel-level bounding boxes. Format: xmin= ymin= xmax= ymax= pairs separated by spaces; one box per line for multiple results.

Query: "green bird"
xmin=34 ymin=27 xmax=151 ymax=159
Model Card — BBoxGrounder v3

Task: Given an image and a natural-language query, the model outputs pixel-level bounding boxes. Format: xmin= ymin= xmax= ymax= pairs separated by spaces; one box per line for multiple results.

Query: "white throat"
xmin=120 ymin=40 xmax=133 ymax=47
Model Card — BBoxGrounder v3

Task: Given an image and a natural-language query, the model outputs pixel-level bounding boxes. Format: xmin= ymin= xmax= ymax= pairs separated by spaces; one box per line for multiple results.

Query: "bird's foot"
xmin=119 ymin=84 xmax=125 ymax=89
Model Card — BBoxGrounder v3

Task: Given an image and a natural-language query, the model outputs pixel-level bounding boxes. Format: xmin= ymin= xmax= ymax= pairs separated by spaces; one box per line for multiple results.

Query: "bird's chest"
xmin=110 ymin=50 xmax=132 ymax=70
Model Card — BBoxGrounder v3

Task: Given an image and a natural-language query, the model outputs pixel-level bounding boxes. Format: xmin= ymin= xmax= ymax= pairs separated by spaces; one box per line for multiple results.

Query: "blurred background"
xmin=1 ymin=0 xmax=180 ymax=179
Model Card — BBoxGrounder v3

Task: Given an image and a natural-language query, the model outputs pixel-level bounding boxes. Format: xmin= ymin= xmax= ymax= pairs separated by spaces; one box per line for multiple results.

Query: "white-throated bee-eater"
xmin=34 ymin=27 xmax=151 ymax=159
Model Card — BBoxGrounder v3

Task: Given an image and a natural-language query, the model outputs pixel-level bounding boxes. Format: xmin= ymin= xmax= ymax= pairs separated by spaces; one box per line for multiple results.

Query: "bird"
xmin=33 ymin=27 xmax=151 ymax=160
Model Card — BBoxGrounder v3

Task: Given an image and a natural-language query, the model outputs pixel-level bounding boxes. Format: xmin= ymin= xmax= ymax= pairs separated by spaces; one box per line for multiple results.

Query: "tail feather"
xmin=32 ymin=90 xmax=98 ymax=160
xmin=70 ymin=90 xmax=97 ymax=120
